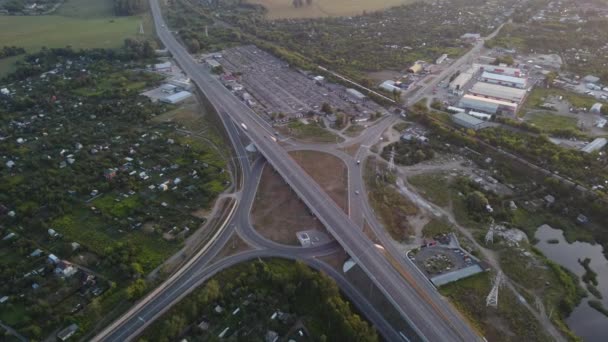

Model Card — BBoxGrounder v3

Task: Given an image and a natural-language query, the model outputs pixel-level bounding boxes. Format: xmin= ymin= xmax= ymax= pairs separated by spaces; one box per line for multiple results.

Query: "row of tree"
xmin=0 ymin=46 xmax=25 ymax=59
xmin=113 ymin=0 xmax=145 ymax=16
xmin=292 ymin=0 xmax=313 ymax=8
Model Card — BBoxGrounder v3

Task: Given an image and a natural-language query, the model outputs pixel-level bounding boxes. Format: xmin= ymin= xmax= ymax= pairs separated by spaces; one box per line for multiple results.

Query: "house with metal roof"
xmin=451 ymin=112 xmax=488 ymax=130
xmin=581 ymin=138 xmax=607 ymax=153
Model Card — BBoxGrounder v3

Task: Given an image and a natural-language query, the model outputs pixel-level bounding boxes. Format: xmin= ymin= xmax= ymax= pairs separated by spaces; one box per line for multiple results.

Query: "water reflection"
xmin=535 ymin=224 xmax=608 ymax=342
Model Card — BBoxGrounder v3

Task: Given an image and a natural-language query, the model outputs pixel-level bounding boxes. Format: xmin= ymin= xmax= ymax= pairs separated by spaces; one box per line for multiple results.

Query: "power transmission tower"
xmin=486 ymin=271 xmax=503 ymax=308
xmin=205 ymin=25 xmax=209 ymax=37
xmin=485 ymin=219 xmax=496 ymax=245
xmin=485 ymin=225 xmax=494 ymax=245
xmin=388 ymin=147 xmax=396 ymax=172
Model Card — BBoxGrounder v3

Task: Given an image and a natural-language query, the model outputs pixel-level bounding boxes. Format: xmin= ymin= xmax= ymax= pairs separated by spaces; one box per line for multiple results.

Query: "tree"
xmin=199 ymin=279 xmax=221 ymax=303
xmin=130 ymin=262 xmax=144 ymax=278
xmin=466 ymin=191 xmax=489 ymax=212
xmin=2 ymin=0 xmax=23 ymax=12
xmin=321 ymin=102 xmax=333 ymax=114
xmin=211 ymin=65 xmax=224 ymax=74
xmin=127 ymin=279 xmax=147 ymax=300
xmin=492 ymin=55 xmax=514 ymax=66
xmin=113 ymin=0 xmax=145 ymax=16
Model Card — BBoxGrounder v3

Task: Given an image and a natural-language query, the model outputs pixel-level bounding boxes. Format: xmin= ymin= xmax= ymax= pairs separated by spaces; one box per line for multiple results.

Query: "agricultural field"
xmin=247 ymin=0 xmax=414 ymax=19
xmin=0 ymin=0 xmax=153 ymax=77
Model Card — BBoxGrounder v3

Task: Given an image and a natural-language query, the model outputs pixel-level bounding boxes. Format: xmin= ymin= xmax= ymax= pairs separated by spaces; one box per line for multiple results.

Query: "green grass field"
xmin=526 ymin=112 xmax=578 ymax=132
xmin=286 ymin=120 xmax=344 ymax=143
xmin=408 ymin=172 xmax=451 ymax=207
xmin=248 ymin=0 xmax=414 ymax=19
xmin=0 ymin=0 xmax=152 ymax=77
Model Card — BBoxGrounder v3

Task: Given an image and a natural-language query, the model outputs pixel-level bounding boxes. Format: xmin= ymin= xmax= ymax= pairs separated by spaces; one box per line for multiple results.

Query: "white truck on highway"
xmin=240 ymin=123 xmax=248 ymax=131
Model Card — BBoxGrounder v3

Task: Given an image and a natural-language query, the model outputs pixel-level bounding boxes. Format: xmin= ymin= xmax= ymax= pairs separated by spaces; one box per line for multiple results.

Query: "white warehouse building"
xmin=459 ymin=94 xmax=518 ymax=115
xmin=449 ymin=65 xmax=480 ymax=92
xmin=469 ymin=82 xmax=527 ymax=103
xmin=475 ymin=64 xmax=522 ymax=77
xmin=161 ymin=91 xmax=192 ymax=104
xmin=480 ymin=72 xmax=527 ymax=89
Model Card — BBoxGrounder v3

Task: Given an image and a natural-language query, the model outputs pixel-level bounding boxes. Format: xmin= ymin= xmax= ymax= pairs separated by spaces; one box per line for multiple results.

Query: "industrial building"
xmin=475 ymin=64 xmax=522 ymax=77
xmin=581 ymin=138 xmax=607 ymax=153
xmin=469 ymin=82 xmax=527 ymax=103
xmin=205 ymin=59 xmax=221 ymax=68
xmin=154 ymin=61 xmax=172 ymax=72
xmin=480 ymin=72 xmax=527 ymax=89
xmin=449 ymin=66 xmax=479 ymax=92
xmin=451 ymin=112 xmax=487 ymax=130
xmin=459 ymin=94 xmax=518 ymax=115
xmin=160 ymin=91 xmax=192 ymax=104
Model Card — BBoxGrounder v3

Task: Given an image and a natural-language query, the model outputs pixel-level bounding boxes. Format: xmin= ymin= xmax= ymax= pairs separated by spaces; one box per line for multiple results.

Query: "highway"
xmin=144 ymin=0 xmax=482 ymax=341
xmin=92 ymin=0 xmax=491 ymax=340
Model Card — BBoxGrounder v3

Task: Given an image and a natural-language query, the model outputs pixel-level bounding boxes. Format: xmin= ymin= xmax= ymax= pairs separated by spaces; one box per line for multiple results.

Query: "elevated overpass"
xmin=140 ymin=1 xmax=483 ymax=341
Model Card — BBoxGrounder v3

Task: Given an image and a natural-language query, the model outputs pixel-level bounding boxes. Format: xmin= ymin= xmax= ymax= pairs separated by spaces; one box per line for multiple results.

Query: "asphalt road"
xmin=93 ymin=19 xmax=400 ymax=342
xmin=93 ymin=0 xmax=492 ymax=340
xmin=144 ymin=0 xmax=483 ymax=341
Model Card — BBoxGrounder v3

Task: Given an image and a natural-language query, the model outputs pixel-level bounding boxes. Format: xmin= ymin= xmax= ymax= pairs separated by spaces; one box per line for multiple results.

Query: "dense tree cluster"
xmin=113 ymin=0 xmax=145 ymax=16
xmin=2 ymin=0 xmax=25 ymax=12
xmin=486 ymin=4 xmax=608 ymax=82
xmin=0 ymin=46 xmax=26 ymax=59
xmin=140 ymin=259 xmax=378 ymax=342
xmin=381 ymin=140 xmax=436 ymax=166
xmin=2 ymin=0 xmax=62 ymax=14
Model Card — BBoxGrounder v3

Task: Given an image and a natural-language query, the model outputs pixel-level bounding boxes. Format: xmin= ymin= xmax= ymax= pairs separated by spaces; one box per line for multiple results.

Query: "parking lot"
xmin=214 ymin=45 xmax=386 ymax=121
xmin=408 ymin=234 xmax=486 ymax=286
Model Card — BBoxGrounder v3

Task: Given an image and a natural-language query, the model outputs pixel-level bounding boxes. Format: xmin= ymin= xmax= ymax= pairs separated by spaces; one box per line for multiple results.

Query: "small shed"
xmin=57 ymin=324 xmax=78 ymax=341
xmin=583 ymin=75 xmax=600 ymax=84
xmin=590 ymin=103 xmax=603 ymax=114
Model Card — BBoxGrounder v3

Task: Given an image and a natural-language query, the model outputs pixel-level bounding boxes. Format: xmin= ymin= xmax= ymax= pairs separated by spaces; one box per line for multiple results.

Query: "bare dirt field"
xmin=252 ymin=165 xmax=327 ymax=245
xmin=251 ymin=150 xmax=347 ymax=245
xmin=366 ymin=70 xmax=403 ymax=83
xmin=289 ymin=150 xmax=348 ymax=212
xmin=339 ymin=143 xmax=361 ymax=157
xmin=248 ymin=0 xmax=413 ymax=19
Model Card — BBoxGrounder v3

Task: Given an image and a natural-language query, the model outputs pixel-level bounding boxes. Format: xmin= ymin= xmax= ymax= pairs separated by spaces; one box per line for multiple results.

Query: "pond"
xmin=535 ymin=224 xmax=608 ymax=342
